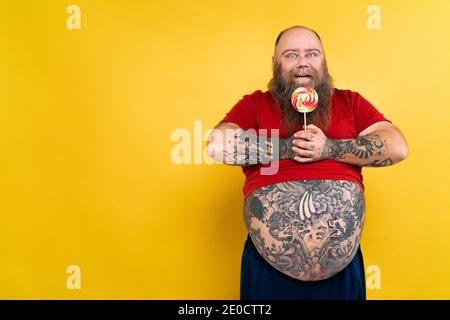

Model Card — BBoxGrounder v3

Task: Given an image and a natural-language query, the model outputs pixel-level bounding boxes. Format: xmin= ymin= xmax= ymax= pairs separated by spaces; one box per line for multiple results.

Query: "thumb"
xmin=303 ymin=124 xmax=320 ymax=133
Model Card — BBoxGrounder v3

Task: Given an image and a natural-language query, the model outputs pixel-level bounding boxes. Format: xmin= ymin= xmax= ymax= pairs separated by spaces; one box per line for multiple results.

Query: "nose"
xmin=296 ymin=55 xmax=309 ymax=68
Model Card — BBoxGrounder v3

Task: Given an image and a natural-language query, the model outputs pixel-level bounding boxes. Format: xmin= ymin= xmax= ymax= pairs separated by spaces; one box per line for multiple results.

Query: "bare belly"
xmin=243 ymin=180 xmax=365 ymax=281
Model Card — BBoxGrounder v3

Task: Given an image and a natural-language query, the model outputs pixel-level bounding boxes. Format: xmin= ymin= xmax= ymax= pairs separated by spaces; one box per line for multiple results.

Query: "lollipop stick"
xmin=303 ymin=112 xmax=307 ymax=133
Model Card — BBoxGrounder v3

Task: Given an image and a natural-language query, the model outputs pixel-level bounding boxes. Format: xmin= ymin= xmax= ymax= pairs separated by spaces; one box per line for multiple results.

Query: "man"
xmin=206 ymin=26 xmax=408 ymax=300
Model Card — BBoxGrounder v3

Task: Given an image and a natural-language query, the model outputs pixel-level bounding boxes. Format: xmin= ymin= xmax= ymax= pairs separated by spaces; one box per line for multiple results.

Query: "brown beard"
xmin=268 ymin=61 xmax=334 ymax=136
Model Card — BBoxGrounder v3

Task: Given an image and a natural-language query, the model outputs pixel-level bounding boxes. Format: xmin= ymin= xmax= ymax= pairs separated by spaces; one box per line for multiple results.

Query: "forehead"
xmin=275 ymin=28 xmax=323 ymax=55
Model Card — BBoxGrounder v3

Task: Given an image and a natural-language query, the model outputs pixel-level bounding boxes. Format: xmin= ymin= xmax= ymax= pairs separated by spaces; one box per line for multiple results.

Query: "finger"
xmin=292 ymin=139 xmax=306 ymax=148
xmin=292 ymin=140 xmax=315 ymax=150
xmin=293 ymin=155 xmax=314 ymax=163
xmin=303 ymin=124 xmax=320 ymax=133
xmin=293 ymin=131 xmax=315 ymax=141
xmin=292 ymin=146 xmax=315 ymax=158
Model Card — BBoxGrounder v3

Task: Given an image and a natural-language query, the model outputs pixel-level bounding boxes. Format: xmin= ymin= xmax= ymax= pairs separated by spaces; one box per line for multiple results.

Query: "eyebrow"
xmin=281 ymin=48 xmax=321 ymax=55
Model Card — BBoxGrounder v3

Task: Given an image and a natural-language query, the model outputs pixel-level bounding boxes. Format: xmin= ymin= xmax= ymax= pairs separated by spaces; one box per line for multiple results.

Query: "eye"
xmin=286 ymin=52 xmax=297 ymax=59
xmin=306 ymin=52 xmax=318 ymax=58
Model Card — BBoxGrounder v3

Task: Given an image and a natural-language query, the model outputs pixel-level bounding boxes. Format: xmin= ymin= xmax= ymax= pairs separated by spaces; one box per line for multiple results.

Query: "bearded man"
xmin=206 ymin=26 xmax=408 ymax=300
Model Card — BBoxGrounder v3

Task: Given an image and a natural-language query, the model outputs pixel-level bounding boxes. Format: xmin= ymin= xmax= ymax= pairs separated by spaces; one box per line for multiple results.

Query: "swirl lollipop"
xmin=291 ymin=86 xmax=319 ymax=133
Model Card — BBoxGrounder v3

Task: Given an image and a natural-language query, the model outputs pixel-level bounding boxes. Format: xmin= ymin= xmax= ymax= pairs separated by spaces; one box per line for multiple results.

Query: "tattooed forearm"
xmin=365 ymin=158 xmax=394 ymax=167
xmin=244 ymin=180 xmax=365 ymax=281
xmin=321 ymin=132 xmax=394 ymax=167
xmin=218 ymin=129 xmax=295 ymax=166
xmin=278 ymin=136 xmax=295 ymax=160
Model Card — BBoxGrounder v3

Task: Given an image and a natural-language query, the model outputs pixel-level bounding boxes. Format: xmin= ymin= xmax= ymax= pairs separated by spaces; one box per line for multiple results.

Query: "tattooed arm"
xmin=206 ymin=122 xmax=295 ymax=165
xmin=291 ymin=121 xmax=408 ymax=167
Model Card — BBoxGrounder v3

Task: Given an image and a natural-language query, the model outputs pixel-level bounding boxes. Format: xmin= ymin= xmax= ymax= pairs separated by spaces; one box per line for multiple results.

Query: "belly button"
xmin=305 ymin=234 xmax=314 ymax=244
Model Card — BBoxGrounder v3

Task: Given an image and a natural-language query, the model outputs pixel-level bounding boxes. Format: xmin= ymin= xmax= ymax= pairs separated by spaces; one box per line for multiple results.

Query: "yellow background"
xmin=0 ymin=0 xmax=449 ymax=299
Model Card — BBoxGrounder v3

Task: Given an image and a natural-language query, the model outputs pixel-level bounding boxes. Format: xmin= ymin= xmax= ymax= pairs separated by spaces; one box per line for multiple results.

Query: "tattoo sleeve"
xmin=321 ymin=132 xmax=394 ymax=167
xmin=219 ymin=129 xmax=295 ymax=166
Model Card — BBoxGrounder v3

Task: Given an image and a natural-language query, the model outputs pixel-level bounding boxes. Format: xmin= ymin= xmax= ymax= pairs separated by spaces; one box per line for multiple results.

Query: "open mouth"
xmin=294 ymin=73 xmax=311 ymax=78
xmin=295 ymin=75 xmax=312 ymax=79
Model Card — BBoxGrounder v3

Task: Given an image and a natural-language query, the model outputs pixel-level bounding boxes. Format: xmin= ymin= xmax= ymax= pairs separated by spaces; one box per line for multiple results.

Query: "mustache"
xmin=273 ymin=69 xmax=321 ymax=95
xmin=290 ymin=69 xmax=317 ymax=78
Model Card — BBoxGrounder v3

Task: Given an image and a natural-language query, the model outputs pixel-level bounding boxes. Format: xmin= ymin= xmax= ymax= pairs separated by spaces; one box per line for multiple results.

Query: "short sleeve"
xmin=217 ymin=92 xmax=258 ymax=130
xmin=353 ymin=92 xmax=391 ymax=134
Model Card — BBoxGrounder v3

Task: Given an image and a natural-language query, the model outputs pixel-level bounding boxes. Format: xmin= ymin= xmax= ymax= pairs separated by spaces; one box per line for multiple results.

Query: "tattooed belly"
xmin=244 ymin=180 xmax=365 ymax=281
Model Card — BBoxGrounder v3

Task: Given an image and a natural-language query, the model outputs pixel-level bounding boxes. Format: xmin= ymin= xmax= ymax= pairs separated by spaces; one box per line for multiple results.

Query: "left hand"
xmin=291 ymin=124 xmax=328 ymax=163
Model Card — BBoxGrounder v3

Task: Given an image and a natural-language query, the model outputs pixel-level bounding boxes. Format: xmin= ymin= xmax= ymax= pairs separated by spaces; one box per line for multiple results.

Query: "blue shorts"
xmin=240 ymin=234 xmax=366 ymax=300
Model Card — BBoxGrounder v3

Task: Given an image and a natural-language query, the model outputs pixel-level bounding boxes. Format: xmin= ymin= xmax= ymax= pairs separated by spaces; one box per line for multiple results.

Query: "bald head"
xmin=275 ymin=26 xmax=323 ymax=47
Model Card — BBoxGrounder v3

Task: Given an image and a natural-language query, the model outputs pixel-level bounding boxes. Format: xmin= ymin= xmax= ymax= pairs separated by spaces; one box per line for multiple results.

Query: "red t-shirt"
xmin=217 ymin=88 xmax=390 ymax=199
